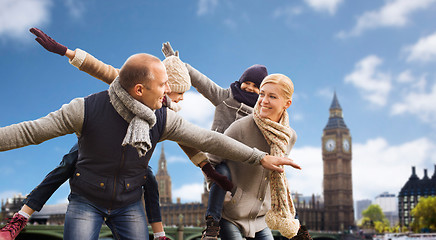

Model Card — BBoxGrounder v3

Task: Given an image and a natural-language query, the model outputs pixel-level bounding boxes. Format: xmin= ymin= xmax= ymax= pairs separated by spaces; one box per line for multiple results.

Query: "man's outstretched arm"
xmin=0 ymin=98 xmax=84 ymax=151
xmin=161 ymin=109 xmax=301 ymax=172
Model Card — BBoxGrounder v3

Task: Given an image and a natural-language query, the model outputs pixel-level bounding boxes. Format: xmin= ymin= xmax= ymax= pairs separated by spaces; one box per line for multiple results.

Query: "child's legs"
xmin=205 ymin=162 xmax=231 ymax=221
xmin=143 ymin=166 xmax=162 ymax=223
xmin=219 ymin=218 xmax=244 ymax=240
xmin=23 ymin=143 xmax=78 ymax=212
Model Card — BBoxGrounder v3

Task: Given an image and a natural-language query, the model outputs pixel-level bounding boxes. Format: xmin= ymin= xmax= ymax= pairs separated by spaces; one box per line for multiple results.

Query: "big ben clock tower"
xmin=322 ymin=93 xmax=354 ymax=231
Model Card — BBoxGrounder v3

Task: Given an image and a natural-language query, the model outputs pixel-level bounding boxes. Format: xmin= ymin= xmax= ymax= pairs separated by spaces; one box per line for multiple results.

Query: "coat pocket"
xmin=123 ymin=174 xmax=147 ymax=192
xmin=71 ymin=168 xmax=108 ymax=191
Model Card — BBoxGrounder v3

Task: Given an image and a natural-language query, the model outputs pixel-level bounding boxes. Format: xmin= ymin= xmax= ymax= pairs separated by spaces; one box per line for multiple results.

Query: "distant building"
xmin=30 ymin=203 xmax=68 ymax=225
xmin=398 ymin=165 xmax=436 ymax=229
xmin=374 ymin=192 xmax=398 ymax=227
xmin=156 ymin=144 xmax=207 ymax=227
xmin=355 ymin=199 xmax=371 ymax=221
xmin=1 ymin=194 xmax=26 ymax=223
xmin=321 ymin=92 xmax=355 ymax=231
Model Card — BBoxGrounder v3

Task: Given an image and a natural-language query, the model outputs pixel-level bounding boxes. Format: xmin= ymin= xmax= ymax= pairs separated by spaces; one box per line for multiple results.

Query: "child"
xmin=162 ymin=42 xmax=268 ymax=240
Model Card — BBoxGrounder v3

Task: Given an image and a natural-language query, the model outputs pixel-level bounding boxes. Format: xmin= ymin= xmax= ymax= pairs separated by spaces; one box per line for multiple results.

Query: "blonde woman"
xmin=208 ymin=74 xmax=304 ymax=239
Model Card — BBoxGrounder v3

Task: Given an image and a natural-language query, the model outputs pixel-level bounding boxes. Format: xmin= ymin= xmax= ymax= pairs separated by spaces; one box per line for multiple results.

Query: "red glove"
xmin=29 ymin=28 xmax=67 ymax=56
xmin=201 ymin=163 xmax=234 ymax=192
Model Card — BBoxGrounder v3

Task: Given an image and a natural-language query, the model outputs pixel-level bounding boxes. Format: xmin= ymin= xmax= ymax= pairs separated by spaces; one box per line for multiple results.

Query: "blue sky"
xmin=1 ymin=0 xmax=436 ymax=209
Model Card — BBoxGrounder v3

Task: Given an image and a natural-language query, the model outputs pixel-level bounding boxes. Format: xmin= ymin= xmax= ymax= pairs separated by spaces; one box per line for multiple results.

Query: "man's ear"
xmin=132 ymin=84 xmax=144 ymax=97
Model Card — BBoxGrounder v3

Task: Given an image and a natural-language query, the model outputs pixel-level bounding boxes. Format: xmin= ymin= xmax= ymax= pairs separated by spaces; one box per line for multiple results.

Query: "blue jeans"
xmin=220 ymin=218 xmax=274 ymax=240
xmin=64 ymin=193 xmax=149 ymax=240
xmin=206 ymin=163 xmax=231 ymax=221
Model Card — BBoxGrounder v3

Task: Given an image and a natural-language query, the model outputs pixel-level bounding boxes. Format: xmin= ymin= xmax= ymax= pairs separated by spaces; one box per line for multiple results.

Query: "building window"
xmin=411 ymin=195 xmax=414 ymax=202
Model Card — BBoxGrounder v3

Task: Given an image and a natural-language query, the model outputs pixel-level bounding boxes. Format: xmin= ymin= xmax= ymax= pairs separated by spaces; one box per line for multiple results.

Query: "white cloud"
xmin=223 ymin=18 xmax=237 ymax=29
xmin=286 ymin=146 xmax=323 ymax=197
xmin=404 ymin=32 xmax=436 ymax=63
xmin=273 ymin=6 xmax=303 ymax=25
xmin=197 ymin=0 xmax=218 ymax=16
xmin=344 ymin=55 xmax=392 ymax=106
xmin=397 ymin=70 xmax=414 ymax=83
xmin=352 ymin=137 xmax=436 ymax=200
xmin=173 ymin=183 xmax=204 ymax=203
xmin=304 ymin=0 xmax=343 ymax=15
xmin=287 ymin=137 xmax=436 ymax=201
xmin=391 ymin=82 xmax=436 ymax=124
xmin=178 ymin=91 xmax=215 ymax=129
xmin=0 ymin=0 xmax=52 ymax=40
xmin=64 ymin=0 xmax=85 ymax=19
xmin=167 ymin=155 xmax=190 ymax=164
xmin=290 ymin=112 xmax=304 ymax=122
xmin=337 ymin=0 xmax=436 ymax=38
xmin=316 ymin=88 xmax=334 ymax=99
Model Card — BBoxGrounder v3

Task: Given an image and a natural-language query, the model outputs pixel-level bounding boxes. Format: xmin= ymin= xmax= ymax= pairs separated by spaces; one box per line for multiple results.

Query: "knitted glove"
xmin=162 ymin=42 xmax=179 ymax=58
xmin=29 ymin=28 xmax=67 ymax=56
xmin=201 ymin=163 xmax=234 ymax=192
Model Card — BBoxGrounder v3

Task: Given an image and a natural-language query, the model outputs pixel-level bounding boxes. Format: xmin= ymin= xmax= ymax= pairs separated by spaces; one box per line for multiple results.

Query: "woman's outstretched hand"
xmin=260 ymin=155 xmax=301 ymax=173
xmin=29 ymin=28 xmax=67 ymax=56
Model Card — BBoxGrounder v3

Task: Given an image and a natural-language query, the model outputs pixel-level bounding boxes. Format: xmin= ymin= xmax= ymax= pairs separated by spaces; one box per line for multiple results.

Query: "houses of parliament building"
xmin=156 ymin=93 xmax=355 ymax=231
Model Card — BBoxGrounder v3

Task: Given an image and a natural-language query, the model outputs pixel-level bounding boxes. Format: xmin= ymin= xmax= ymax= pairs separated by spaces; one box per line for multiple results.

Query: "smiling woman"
xmin=206 ymin=73 xmax=308 ymax=239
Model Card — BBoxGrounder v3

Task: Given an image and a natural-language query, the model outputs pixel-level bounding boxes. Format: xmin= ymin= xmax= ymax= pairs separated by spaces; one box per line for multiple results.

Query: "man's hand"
xmin=260 ymin=155 xmax=301 ymax=172
xmin=29 ymin=28 xmax=67 ymax=56
xmin=162 ymin=42 xmax=179 ymax=58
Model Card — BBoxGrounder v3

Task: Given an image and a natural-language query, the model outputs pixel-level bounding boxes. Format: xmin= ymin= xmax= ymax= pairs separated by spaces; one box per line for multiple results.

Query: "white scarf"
xmin=108 ymin=77 xmax=157 ymax=157
xmin=253 ymin=103 xmax=300 ymax=239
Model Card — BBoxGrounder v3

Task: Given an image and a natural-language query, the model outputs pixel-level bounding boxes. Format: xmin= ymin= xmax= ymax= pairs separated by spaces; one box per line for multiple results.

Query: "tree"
xmin=411 ymin=196 xmax=436 ymax=232
xmin=358 ymin=204 xmax=390 ymax=233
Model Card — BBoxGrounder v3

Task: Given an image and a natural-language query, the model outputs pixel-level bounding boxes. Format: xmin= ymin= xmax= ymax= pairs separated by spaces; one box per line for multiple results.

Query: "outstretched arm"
xmin=162 ymin=110 xmax=301 ymax=172
xmin=30 ymin=28 xmax=119 ymax=85
xmin=162 ymin=42 xmax=230 ymax=106
xmin=0 ymin=98 xmax=84 ymax=151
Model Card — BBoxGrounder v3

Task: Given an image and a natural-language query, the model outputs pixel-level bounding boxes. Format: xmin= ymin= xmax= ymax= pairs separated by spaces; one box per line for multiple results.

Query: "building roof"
xmin=324 ymin=92 xmax=348 ymax=130
xmin=330 ymin=92 xmax=342 ymax=110
xmin=399 ymin=165 xmax=436 ymax=197
xmin=31 ymin=203 xmax=68 ymax=219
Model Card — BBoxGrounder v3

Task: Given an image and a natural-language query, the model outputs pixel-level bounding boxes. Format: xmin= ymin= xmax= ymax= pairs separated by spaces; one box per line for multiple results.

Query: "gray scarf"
xmin=108 ymin=77 xmax=157 ymax=157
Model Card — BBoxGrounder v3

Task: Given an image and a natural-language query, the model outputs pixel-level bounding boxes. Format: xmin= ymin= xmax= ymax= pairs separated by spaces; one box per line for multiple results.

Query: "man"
xmin=0 ymin=53 xmax=300 ymax=240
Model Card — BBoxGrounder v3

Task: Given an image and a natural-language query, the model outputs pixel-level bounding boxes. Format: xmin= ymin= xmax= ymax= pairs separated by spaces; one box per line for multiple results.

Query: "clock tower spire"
xmin=156 ymin=144 xmax=172 ymax=205
xmin=322 ymin=92 xmax=354 ymax=230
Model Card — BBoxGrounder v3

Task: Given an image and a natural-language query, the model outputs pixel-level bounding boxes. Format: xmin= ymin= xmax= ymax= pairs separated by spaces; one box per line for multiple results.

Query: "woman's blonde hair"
xmin=260 ymin=73 xmax=294 ymax=100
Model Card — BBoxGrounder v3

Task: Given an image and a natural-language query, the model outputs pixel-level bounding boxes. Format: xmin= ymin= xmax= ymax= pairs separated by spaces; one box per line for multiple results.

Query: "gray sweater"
xmin=209 ymin=115 xmax=296 ymax=238
xmin=0 ymin=97 xmax=266 ymax=165
xmin=186 ymin=64 xmax=254 ymax=133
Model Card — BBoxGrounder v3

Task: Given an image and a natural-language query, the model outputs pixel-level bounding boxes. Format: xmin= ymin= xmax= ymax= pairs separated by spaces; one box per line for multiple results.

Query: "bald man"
xmin=0 ymin=53 xmax=300 ymax=240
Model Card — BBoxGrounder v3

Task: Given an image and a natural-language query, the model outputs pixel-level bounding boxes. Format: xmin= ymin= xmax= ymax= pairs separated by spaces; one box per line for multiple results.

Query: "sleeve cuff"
xmin=69 ymin=48 xmax=87 ymax=68
xmin=246 ymin=148 xmax=267 ymax=165
xmin=190 ymin=152 xmax=208 ymax=166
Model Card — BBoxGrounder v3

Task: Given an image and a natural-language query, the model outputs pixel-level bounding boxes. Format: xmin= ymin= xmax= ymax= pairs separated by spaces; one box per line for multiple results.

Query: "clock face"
xmin=325 ymin=139 xmax=336 ymax=152
xmin=343 ymin=139 xmax=350 ymax=152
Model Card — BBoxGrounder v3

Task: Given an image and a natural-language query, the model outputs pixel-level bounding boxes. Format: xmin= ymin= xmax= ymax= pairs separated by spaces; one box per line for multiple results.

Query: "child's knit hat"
xmin=238 ymin=64 xmax=268 ymax=88
xmin=163 ymin=56 xmax=191 ymax=93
